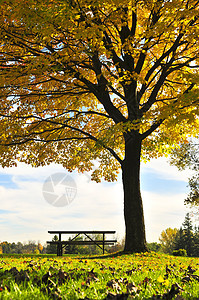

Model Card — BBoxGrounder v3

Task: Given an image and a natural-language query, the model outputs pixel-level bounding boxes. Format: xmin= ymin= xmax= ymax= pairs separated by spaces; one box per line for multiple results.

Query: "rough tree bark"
xmin=122 ymin=134 xmax=148 ymax=252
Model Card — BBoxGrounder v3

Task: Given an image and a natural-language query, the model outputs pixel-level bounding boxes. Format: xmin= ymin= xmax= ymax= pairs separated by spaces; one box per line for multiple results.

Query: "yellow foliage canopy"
xmin=0 ymin=0 xmax=198 ymax=181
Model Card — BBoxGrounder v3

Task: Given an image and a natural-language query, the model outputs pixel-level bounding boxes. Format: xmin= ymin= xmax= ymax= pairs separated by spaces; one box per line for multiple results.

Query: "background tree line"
xmin=159 ymin=213 xmax=199 ymax=257
xmin=0 ymin=241 xmax=44 ymax=254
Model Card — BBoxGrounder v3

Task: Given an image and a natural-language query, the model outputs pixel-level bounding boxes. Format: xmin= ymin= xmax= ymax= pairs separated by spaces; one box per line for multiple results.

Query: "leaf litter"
xmin=0 ymin=253 xmax=199 ymax=299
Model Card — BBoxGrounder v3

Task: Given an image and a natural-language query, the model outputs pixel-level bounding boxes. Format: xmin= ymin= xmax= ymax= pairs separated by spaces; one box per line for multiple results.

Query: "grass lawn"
xmin=0 ymin=252 xmax=199 ymax=299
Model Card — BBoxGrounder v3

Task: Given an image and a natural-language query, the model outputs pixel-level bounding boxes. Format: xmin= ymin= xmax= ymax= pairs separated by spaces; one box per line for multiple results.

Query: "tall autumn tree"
xmin=159 ymin=227 xmax=179 ymax=254
xmin=0 ymin=0 xmax=199 ymax=253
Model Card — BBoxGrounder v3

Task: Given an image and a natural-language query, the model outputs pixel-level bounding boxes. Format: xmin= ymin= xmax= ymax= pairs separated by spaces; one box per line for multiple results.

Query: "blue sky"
xmin=0 ymin=157 xmax=196 ymax=245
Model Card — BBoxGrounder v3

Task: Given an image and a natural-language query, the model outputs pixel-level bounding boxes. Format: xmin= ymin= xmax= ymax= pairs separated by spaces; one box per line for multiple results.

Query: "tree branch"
xmin=1 ymin=113 xmax=123 ymax=165
xmin=141 ymin=119 xmax=164 ymax=140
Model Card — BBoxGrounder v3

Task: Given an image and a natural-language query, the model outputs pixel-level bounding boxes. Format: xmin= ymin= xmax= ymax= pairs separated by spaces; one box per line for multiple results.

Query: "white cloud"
xmin=142 ymin=190 xmax=189 ymax=242
xmin=0 ymin=158 xmax=196 ymax=246
xmin=141 ymin=157 xmax=193 ymax=182
xmin=0 ymin=167 xmax=125 ymax=244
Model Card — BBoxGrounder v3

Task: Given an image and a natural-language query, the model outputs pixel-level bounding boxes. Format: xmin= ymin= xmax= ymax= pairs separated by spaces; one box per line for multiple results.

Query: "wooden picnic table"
xmin=47 ymin=230 xmax=117 ymax=256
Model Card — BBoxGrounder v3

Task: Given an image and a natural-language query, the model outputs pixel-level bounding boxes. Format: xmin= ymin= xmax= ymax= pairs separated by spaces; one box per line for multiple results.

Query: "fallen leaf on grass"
xmin=187 ymin=266 xmax=196 ymax=274
xmin=107 ymin=279 xmax=121 ymax=291
xmin=41 ymin=279 xmax=62 ymax=300
xmin=6 ymin=267 xmax=18 ymax=275
xmin=152 ymin=283 xmax=184 ymax=300
xmin=126 ymin=267 xmax=141 ymax=275
xmin=41 ymin=286 xmax=63 ymax=300
xmin=126 ymin=282 xmax=138 ymax=294
xmin=15 ymin=270 xmax=30 ymax=283
xmin=58 ymin=269 xmax=68 ymax=284
xmin=86 ymin=268 xmax=99 ymax=283
xmin=3 ymin=267 xmax=30 ymax=283
xmin=42 ymin=271 xmax=51 ymax=284
xmin=106 ymin=277 xmax=140 ymax=298
xmin=27 ymin=262 xmax=38 ymax=268
xmin=157 ymin=275 xmax=164 ymax=283
xmin=32 ymin=275 xmax=41 ymax=286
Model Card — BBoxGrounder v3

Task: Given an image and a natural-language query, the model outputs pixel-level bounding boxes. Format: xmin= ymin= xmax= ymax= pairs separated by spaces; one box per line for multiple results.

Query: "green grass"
xmin=0 ymin=252 xmax=199 ymax=299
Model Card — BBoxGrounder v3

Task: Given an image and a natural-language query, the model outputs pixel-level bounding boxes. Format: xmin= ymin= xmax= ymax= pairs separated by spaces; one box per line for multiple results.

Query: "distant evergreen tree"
xmin=182 ymin=213 xmax=194 ymax=256
xmin=174 ymin=227 xmax=185 ymax=251
xmin=193 ymin=226 xmax=199 ymax=257
xmin=46 ymin=235 xmax=58 ymax=254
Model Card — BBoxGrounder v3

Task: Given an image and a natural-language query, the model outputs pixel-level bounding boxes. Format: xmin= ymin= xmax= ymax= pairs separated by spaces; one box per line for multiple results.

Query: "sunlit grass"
xmin=0 ymin=252 xmax=199 ymax=299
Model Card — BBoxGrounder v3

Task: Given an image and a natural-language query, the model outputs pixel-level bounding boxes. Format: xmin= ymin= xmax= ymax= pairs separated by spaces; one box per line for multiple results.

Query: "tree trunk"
xmin=122 ymin=135 xmax=148 ymax=253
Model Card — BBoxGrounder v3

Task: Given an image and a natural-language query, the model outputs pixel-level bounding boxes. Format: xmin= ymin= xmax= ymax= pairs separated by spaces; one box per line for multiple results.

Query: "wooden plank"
xmin=47 ymin=240 xmax=117 ymax=245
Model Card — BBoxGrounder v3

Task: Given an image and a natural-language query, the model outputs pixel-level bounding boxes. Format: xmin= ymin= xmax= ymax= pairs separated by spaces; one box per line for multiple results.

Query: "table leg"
xmin=103 ymin=233 xmax=105 ymax=254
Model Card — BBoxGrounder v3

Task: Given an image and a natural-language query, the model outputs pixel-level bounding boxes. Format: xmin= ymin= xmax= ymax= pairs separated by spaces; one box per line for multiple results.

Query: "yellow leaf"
xmin=157 ymin=275 xmax=164 ymax=283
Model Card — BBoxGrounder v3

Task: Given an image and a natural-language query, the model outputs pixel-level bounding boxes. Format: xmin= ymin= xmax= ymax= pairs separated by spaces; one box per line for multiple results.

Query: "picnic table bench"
xmin=47 ymin=230 xmax=117 ymax=256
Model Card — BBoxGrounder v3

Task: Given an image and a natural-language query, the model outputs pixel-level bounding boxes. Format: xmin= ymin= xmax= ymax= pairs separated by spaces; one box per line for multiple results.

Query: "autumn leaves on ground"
xmin=0 ymin=252 xmax=199 ymax=299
